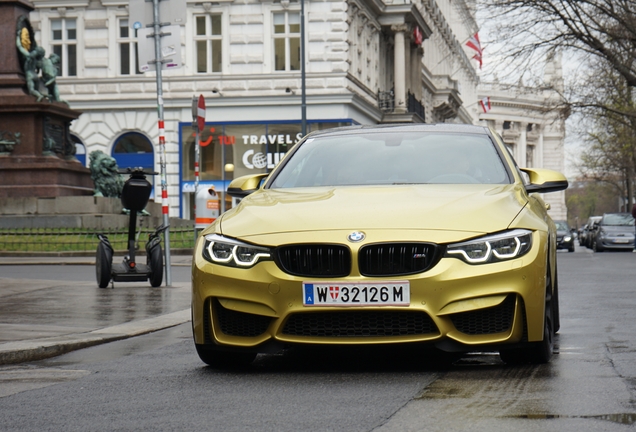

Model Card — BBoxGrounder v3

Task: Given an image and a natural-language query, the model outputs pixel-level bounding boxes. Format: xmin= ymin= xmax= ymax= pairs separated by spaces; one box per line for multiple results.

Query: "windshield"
xmin=601 ymin=213 xmax=634 ymax=226
xmin=269 ymin=132 xmax=511 ymax=188
xmin=555 ymin=221 xmax=569 ymax=231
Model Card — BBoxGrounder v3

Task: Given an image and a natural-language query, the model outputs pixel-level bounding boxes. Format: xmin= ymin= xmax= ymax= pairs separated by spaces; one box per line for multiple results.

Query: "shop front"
xmin=179 ymin=119 xmax=353 ymax=219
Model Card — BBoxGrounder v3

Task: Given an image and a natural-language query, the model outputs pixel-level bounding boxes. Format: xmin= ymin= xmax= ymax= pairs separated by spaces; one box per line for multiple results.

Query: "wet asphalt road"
xmin=1 ymin=247 xmax=636 ymax=431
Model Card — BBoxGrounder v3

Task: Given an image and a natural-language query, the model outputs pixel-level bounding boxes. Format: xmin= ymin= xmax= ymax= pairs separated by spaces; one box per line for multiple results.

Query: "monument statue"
xmin=89 ymin=150 xmax=124 ymax=198
xmin=15 ymin=16 xmax=68 ymax=105
xmin=0 ymin=2 xmax=93 ymax=198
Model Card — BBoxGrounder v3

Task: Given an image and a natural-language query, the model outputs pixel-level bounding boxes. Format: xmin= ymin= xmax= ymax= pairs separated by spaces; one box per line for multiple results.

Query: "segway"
xmin=95 ymin=168 xmax=167 ymax=288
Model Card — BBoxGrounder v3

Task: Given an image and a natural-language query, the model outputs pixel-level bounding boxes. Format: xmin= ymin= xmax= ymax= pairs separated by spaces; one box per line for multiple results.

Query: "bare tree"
xmin=484 ymin=0 xmax=636 ymax=87
xmin=575 ymin=57 xmax=636 ymax=205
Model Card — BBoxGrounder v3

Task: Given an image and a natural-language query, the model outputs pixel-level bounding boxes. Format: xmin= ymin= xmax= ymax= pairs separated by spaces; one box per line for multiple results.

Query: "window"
xmin=526 ymin=145 xmax=534 ymax=168
xmin=71 ymin=135 xmax=86 ymax=166
xmin=273 ymin=12 xmax=300 ymax=71
xmin=112 ymin=132 xmax=154 ymax=172
xmin=118 ymin=19 xmax=140 ymax=75
xmin=51 ymin=18 xmax=77 ymax=77
xmin=194 ymin=14 xmax=222 ymax=73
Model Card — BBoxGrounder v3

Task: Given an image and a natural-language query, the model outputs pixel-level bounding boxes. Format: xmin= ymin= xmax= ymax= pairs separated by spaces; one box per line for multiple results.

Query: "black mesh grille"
xmin=450 ymin=295 xmax=516 ymax=335
xmin=359 ymin=243 xmax=440 ymax=276
xmin=275 ymin=244 xmax=351 ymax=277
xmin=282 ymin=310 xmax=438 ymax=337
xmin=213 ymin=299 xmax=272 ymax=337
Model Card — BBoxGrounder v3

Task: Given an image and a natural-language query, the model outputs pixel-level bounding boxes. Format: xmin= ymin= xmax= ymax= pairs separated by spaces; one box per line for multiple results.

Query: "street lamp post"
xmin=301 ymin=0 xmax=307 ymax=136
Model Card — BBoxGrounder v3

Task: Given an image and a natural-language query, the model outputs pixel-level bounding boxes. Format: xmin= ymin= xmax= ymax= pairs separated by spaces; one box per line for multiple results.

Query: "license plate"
xmin=303 ymin=281 xmax=410 ymax=306
xmin=614 ymin=239 xmax=631 ymax=244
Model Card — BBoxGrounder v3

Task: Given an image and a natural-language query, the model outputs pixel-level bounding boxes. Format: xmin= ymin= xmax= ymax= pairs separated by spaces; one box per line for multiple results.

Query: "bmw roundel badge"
xmin=347 ymin=231 xmax=366 ymax=242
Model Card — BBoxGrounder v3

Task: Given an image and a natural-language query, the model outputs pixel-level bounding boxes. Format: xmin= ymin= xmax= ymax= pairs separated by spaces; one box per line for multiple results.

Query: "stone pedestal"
xmin=0 ymin=0 xmax=93 ymax=198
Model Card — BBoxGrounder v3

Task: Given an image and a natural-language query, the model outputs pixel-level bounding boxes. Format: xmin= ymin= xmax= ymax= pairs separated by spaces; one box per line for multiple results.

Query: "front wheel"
xmin=592 ymin=239 xmax=604 ymax=252
xmin=96 ymin=242 xmax=113 ymax=289
xmin=500 ymin=263 xmax=554 ymax=365
xmin=148 ymin=244 xmax=163 ymax=287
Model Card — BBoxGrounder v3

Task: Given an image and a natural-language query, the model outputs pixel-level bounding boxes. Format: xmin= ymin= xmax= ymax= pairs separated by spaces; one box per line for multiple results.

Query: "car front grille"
xmin=449 ymin=295 xmax=516 ymax=335
xmin=213 ymin=299 xmax=272 ymax=337
xmin=275 ymin=244 xmax=351 ymax=277
xmin=282 ymin=310 xmax=438 ymax=337
xmin=358 ymin=243 xmax=441 ymax=276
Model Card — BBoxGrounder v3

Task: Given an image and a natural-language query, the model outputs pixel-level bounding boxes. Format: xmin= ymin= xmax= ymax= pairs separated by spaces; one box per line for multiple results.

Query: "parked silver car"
xmin=581 ymin=216 xmax=602 ymax=248
xmin=591 ymin=213 xmax=635 ymax=252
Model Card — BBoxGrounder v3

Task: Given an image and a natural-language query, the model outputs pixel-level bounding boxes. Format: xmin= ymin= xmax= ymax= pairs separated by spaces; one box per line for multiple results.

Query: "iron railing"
xmin=0 ymin=227 xmax=195 ymax=254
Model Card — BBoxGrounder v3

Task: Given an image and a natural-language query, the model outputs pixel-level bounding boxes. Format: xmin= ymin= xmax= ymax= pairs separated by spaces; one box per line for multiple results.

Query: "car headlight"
xmin=564 ymin=235 xmax=572 ymax=242
xmin=202 ymin=234 xmax=271 ymax=267
xmin=445 ymin=229 xmax=533 ymax=264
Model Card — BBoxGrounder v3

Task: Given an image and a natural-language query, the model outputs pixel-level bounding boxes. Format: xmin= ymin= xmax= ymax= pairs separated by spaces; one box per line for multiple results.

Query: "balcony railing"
xmin=407 ymin=91 xmax=425 ymax=121
xmin=378 ymin=90 xmax=394 ymax=113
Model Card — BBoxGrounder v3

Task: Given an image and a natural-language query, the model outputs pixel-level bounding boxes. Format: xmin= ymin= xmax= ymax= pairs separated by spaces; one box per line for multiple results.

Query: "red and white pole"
xmin=152 ymin=0 xmax=171 ymax=286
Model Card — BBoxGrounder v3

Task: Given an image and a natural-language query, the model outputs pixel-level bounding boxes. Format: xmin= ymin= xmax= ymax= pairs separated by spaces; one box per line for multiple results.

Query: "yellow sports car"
xmin=191 ymin=124 xmax=568 ymax=367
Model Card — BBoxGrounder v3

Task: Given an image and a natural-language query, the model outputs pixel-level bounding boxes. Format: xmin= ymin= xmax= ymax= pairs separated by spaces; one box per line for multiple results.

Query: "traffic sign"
xmin=129 ymin=0 xmax=186 ymax=29
xmin=136 ymin=25 xmax=182 ymax=72
xmin=197 ymin=95 xmax=206 ymax=131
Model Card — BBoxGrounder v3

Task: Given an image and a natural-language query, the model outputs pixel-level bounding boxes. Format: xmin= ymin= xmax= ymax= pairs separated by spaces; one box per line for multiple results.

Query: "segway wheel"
xmin=96 ymin=242 xmax=113 ymax=288
xmin=148 ymin=244 xmax=164 ymax=287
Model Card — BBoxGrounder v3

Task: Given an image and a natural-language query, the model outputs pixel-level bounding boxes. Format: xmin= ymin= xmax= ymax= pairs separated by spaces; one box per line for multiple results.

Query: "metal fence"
xmin=0 ymin=227 xmax=196 ymax=254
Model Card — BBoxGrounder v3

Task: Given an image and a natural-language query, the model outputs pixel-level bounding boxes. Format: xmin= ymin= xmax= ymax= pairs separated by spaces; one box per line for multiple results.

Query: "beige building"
xmin=25 ymin=0 xmax=566 ymax=219
xmin=479 ymin=53 xmax=568 ymax=220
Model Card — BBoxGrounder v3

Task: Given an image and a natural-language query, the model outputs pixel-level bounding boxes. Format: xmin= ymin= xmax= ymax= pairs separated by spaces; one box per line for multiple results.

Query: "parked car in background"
xmin=581 ymin=216 xmax=602 ymax=248
xmin=591 ymin=213 xmax=635 ymax=252
xmin=554 ymin=220 xmax=575 ymax=252
xmin=191 ymin=123 xmax=569 ymax=367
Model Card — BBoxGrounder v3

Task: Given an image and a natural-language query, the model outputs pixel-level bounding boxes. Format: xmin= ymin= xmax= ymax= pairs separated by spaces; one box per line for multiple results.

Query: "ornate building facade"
xmin=25 ymin=0 xmax=565 ymax=219
xmin=478 ymin=53 xmax=568 ymax=220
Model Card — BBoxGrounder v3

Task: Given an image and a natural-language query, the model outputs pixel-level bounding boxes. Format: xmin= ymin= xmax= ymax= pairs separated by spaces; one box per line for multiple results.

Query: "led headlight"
xmin=563 ymin=235 xmax=572 ymax=242
xmin=203 ymin=234 xmax=271 ymax=267
xmin=445 ymin=229 xmax=533 ymax=264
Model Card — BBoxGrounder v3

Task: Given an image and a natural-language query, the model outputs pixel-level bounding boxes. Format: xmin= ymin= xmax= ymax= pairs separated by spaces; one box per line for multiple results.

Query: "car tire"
xmin=593 ymin=239 xmax=604 ymax=252
xmin=195 ymin=344 xmax=256 ymax=368
xmin=148 ymin=244 xmax=163 ymax=288
xmin=500 ymin=262 xmax=554 ymax=365
xmin=96 ymin=242 xmax=112 ymax=289
xmin=568 ymin=245 xmax=574 ymax=252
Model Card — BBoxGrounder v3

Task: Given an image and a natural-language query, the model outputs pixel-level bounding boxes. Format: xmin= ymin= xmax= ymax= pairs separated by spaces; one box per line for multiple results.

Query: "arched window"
xmin=71 ymin=134 xmax=86 ymax=166
xmin=112 ymin=132 xmax=154 ymax=171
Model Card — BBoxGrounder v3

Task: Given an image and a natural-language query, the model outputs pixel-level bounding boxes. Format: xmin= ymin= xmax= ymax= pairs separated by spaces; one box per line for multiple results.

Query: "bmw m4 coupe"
xmin=191 ymin=124 xmax=568 ymax=367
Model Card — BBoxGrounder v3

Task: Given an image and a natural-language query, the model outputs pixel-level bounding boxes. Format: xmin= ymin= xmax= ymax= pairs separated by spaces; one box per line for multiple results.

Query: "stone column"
xmin=519 ymin=122 xmax=528 ymax=167
xmin=391 ymin=24 xmax=409 ymax=114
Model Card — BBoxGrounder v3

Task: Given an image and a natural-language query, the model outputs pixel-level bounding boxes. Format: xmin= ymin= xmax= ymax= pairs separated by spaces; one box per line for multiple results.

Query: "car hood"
xmin=219 ymin=184 xmax=527 ymax=239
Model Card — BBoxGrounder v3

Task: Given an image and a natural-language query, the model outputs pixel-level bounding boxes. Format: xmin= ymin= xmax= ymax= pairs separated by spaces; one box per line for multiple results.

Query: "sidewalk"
xmin=0 ymin=255 xmax=193 ymax=365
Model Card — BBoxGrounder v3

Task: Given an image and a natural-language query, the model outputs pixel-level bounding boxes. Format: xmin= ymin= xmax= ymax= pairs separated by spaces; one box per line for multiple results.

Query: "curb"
xmin=0 ymin=309 xmax=191 ymax=365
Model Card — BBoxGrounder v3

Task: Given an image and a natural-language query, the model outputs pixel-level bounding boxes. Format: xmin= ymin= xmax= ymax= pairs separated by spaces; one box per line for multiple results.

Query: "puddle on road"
xmin=511 ymin=413 xmax=636 ymax=425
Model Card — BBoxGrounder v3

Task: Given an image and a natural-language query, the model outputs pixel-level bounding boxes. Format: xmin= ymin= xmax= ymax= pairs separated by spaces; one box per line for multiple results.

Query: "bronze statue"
xmin=15 ymin=17 xmax=68 ymax=105
xmin=89 ymin=150 xmax=124 ymax=198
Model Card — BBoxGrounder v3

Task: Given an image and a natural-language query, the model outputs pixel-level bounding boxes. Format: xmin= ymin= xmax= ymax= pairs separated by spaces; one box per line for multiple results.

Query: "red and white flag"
xmin=466 ymin=33 xmax=483 ymax=69
xmin=479 ymin=97 xmax=491 ymax=113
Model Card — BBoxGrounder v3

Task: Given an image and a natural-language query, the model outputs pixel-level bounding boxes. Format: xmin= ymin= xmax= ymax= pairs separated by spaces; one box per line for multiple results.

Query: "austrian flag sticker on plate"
xmin=303 ymin=281 xmax=410 ymax=306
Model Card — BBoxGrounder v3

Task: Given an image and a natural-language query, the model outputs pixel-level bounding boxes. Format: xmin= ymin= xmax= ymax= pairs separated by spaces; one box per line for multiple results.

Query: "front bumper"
xmin=192 ymin=231 xmax=548 ymax=353
xmin=598 ymin=235 xmax=634 ymax=249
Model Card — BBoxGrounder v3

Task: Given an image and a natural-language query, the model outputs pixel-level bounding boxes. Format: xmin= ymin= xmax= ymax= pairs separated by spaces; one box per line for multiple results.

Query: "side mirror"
xmin=521 ymin=168 xmax=569 ymax=193
xmin=227 ymin=174 xmax=268 ymax=198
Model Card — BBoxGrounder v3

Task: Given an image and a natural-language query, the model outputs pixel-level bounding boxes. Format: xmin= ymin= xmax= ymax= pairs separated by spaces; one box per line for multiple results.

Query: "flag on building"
xmin=479 ymin=97 xmax=491 ymax=113
xmin=466 ymin=33 xmax=483 ymax=69
xmin=413 ymin=26 xmax=423 ymax=46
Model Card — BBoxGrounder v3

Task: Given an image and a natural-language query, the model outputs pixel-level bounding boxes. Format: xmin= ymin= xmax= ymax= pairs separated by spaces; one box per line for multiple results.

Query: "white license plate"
xmin=614 ymin=239 xmax=631 ymax=244
xmin=302 ymin=281 xmax=410 ymax=306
